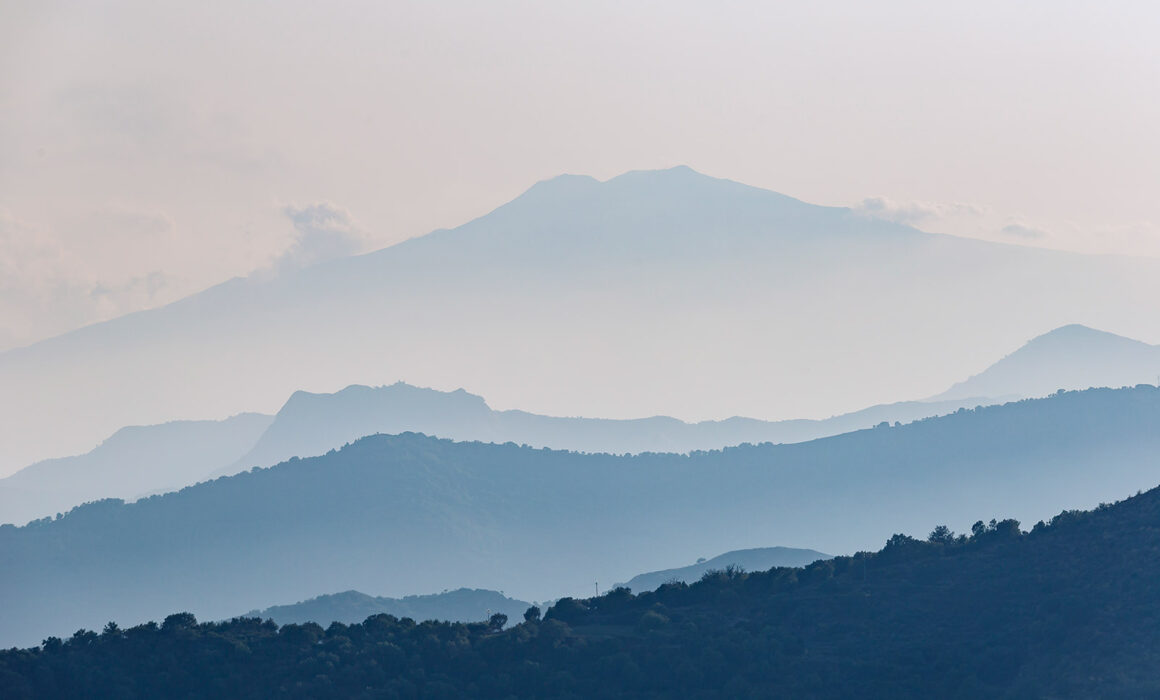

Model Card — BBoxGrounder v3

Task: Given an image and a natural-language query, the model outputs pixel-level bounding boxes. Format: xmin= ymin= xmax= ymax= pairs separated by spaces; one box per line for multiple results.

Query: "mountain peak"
xmin=932 ymin=325 xmax=1160 ymax=401
xmin=1028 ymin=324 xmax=1153 ymax=349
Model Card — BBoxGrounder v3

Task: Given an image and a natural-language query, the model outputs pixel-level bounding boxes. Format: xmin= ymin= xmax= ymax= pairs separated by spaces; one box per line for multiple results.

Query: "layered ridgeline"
xmin=0 ymin=414 xmax=272 ymax=526
xmin=227 ymin=322 xmax=1160 ymax=472
xmin=219 ymin=383 xmax=983 ymax=478
xmin=245 ymin=547 xmax=829 ymax=628
xmin=5 ymin=167 xmax=1160 ymax=475
xmin=5 ymin=322 xmax=1152 ymax=527
xmin=0 ymin=382 xmax=979 ymax=526
xmin=245 ymin=588 xmax=531 ymax=628
xmin=2 ymin=386 xmax=1159 ymax=647
xmin=8 ymin=481 xmax=1160 ymax=697
xmin=615 ymin=547 xmax=832 ymax=593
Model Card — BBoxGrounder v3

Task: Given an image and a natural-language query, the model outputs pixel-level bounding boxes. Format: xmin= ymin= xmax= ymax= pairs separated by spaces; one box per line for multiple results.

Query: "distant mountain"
xmin=616 ymin=547 xmax=831 ymax=593
xmin=217 ymin=381 xmax=987 ymax=477
xmin=12 ymin=475 xmax=1160 ymax=697
xmin=13 ymin=320 xmax=1155 ymax=525
xmin=5 ymin=166 xmax=1160 ymax=476
xmin=0 ymin=380 xmax=986 ymax=526
xmin=932 ymin=323 xmax=1160 ymax=401
xmin=17 ymin=321 xmax=1150 ymax=524
xmin=245 ymin=588 xmax=532 ymax=628
xmin=0 ymin=413 xmax=272 ymax=526
xmin=2 ymin=386 xmax=1159 ymax=647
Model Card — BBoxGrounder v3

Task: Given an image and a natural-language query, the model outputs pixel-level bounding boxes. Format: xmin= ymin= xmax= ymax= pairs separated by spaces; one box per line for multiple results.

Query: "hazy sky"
xmin=2 ymin=1 xmax=1158 ymax=351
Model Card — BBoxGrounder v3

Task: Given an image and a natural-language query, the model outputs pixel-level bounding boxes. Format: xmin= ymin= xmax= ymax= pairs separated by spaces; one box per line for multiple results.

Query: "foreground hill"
xmin=616 ymin=546 xmax=831 ymax=593
xmin=6 ymin=480 xmax=1160 ymax=697
xmin=5 ymin=166 xmax=1160 ymax=475
xmin=0 ymin=414 xmax=271 ymax=526
xmin=244 ymin=588 xmax=531 ymax=628
xmin=1 ymin=386 xmax=1157 ymax=647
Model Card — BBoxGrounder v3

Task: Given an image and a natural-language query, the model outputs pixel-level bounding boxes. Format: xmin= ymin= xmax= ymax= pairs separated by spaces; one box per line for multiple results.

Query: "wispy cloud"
xmin=1000 ymin=223 xmax=1048 ymax=240
xmin=275 ymin=203 xmax=369 ymax=271
xmin=852 ymin=197 xmax=986 ymax=227
xmin=0 ymin=206 xmax=179 ymax=350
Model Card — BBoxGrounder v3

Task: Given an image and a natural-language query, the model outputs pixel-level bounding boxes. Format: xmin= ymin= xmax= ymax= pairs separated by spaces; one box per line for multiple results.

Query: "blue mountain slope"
xmin=2 ymin=386 xmax=1158 ymax=647
xmin=933 ymin=324 xmax=1160 ymax=401
xmin=0 ymin=413 xmax=272 ymax=526
xmin=220 ymin=382 xmax=985 ymax=477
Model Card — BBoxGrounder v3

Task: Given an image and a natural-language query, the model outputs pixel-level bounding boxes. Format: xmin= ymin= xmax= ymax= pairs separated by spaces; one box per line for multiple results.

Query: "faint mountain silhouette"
xmin=932 ymin=324 xmax=1160 ymax=401
xmin=0 ymin=413 xmax=271 ymax=526
xmin=616 ymin=547 xmax=832 ymax=593
xmin=5 ymin=167 xmax=1160 ymax=475
xmin=244 ymin=588 xmax=531 ymax=628
xmin=216 ymin=381 xmax=986 ymax=478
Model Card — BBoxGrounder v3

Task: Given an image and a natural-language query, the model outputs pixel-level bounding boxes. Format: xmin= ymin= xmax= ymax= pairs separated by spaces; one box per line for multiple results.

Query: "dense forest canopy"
xmin=4 ymin=478 xmax=1160 ymax=698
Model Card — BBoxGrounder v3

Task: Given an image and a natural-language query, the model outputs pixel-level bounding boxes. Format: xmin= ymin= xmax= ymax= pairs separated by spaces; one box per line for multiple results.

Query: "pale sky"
xmin=2 ymin=0 xmax=1158 ymax=351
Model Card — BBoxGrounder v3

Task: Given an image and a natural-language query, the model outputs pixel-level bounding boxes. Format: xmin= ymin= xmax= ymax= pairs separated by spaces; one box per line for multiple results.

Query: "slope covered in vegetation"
xmin=2 ymin=386 xmax=1159 ymax=648
xmin=5 ymin=478 xmax=1160 ymax=698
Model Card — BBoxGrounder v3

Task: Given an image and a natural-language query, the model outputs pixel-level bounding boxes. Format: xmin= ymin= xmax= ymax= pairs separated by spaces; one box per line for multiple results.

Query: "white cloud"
xmin=0 ymin=198 xmax=373 ymax=349
xmin=852 ymin=197 xmax=986 ymax=227
xmin=275 ymin=203 xmax=369 ymax=271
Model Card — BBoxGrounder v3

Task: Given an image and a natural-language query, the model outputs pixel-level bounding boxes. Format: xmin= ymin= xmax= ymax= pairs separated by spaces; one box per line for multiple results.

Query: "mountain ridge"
xmin=2 ymin=385 xmax=1159 ymax=647
xmin=7 ymin=321 xmax=1157 ymax=525
xmin=5 ymin=166 xmax=1160 ymax=475
xmin=217 ymin=381 xmax=989 ymax=478
xmin=0 ymin=413 xmax=272 ymax=526
xmin=933 ymin=323 xmax=1160 ymax=401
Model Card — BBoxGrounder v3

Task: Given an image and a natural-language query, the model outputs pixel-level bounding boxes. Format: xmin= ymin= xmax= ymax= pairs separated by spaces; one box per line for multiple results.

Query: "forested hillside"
xmin=5 ymin=480 xmax=1160 ymax=698
xmin=1 ymin=386 xmax=1158 ymax=648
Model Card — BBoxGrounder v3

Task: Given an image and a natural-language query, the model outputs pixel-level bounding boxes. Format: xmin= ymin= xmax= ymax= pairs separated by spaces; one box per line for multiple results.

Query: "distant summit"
xmin=933 ymin=324 xmax=1160 ymax=401
xmin=245 ymin=588 xmax=531 ymax=628
xmin=617 ymin=547 xmax=832 ymax=593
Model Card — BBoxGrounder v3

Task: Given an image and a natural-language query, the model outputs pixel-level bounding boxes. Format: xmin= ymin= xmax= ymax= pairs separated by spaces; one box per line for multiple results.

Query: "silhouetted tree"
xmin=161 ymin=612 xmax=196 ymax=633
xmin=928 ymin=525 xmax=955 ymax=544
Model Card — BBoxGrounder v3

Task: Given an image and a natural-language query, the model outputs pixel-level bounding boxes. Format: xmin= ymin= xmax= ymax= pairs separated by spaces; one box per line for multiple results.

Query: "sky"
xmin=1 ymin=0 xmax=1158 ymax=351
